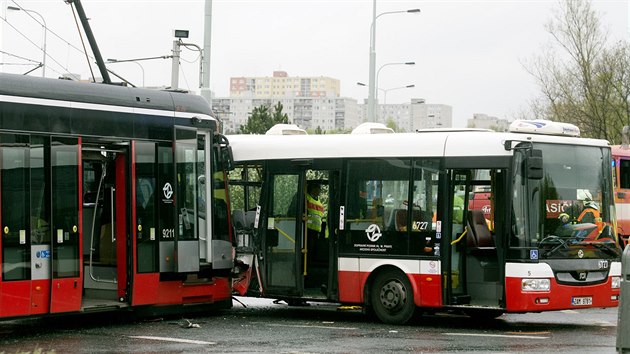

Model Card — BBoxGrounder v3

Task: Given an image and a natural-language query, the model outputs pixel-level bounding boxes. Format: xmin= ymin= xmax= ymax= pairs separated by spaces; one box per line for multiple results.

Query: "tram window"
xmin=158 ymin=145 xmax=175 ymax=243
xmin=211 ymin=141 xmax=230 ymax=242
xmin=1 ymin=135 xmax=30 ymax=281
xmin=136 ymin=142 xmax=158 ymax=273
xmin=31 ymin=136 xmax=50 ymax=245
xmin=176 ymin=129 xmax=197 ymax=241
xmin=51 ymin=138 xmax=80 ymax=278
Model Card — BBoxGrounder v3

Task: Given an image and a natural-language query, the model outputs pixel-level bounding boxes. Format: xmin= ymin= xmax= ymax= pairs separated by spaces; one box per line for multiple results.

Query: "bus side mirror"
xmin=221 ymin=145 xmax=234 ymax=171
xmin=526 ymin=149 xmax=543 ymax=180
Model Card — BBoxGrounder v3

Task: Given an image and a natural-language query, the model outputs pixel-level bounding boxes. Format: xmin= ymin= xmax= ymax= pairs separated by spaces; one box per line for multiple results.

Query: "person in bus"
xmin=304 ymin=182 xmax=325 ymax=289
xmin=306 ymin=182 xmax=325 ymax=241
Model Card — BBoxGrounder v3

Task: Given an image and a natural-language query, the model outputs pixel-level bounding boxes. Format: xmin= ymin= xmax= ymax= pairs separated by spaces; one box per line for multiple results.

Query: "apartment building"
xmin=467 ymin=113 xmax=510 ymax=131
xmin=230 ymin=71 xmax=340 ymax=98
xmin=216 ymin=72 xmax=451 ymax=133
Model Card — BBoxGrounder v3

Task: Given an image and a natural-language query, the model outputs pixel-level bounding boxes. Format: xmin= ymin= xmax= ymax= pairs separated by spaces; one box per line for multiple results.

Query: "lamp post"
xmin=367 ymin=2 xmax=420 ymax=122
xmin=358 ymin=82 xmax=414 ymax=121
xmin=107 ymin=59 xmax=145 ymax=87
xmin=7 ymin=5 xmax=47 ymax=77
xmin=380 ymin=84 xmax=415 ymax=105
xmin=376 ymin=61 xmax=415 ymax=103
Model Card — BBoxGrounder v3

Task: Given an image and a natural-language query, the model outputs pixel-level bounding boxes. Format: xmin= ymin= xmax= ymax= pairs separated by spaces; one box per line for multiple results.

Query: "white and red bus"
xmin=0 ymin=73 xmax=233 ymax=319
xmin=228 ymin=120 xmax=622 ymax=324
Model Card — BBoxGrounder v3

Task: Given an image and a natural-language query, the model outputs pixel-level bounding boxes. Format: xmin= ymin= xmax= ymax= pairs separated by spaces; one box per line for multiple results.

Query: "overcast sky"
xmin=1 ymin=0 xmax=628 ymax=127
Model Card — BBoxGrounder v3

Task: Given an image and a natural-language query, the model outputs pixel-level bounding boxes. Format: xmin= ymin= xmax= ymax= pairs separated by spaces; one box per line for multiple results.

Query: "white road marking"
xmin=266 ymin=323 xmax=357 ymax=330
xmin=443 ymin=332 xmax=549 ymax=339
xmin=127 ymin=335 xmax=216 ymax=345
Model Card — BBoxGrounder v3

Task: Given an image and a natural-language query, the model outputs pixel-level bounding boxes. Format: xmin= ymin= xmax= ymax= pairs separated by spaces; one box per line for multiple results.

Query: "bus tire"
xmin=370 ymin=269 xmax=416 ymax=325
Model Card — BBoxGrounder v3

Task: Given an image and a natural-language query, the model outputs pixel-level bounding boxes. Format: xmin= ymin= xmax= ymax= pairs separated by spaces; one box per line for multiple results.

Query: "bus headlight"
xmin=612 ymin=276 xmax=621 ymax=289
xmin=522 ymin=278 xmax=550 ymax=292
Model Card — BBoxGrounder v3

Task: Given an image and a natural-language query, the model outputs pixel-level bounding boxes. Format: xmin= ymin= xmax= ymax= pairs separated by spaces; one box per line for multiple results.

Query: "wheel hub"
xmin=379 ymin=280 xmax=407 ymax=311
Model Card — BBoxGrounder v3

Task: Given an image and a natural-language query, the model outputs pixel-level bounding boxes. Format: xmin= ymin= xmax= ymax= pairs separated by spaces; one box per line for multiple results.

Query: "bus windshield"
xmin=512 ymin=143 xmax=621 ymax=260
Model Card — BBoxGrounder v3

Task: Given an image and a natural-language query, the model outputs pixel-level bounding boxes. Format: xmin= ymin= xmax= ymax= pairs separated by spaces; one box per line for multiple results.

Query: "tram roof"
xmin=228 ymin=130 xmax=610 ymax=162
xmin=0 ymin=73 xmax=216 ymax=121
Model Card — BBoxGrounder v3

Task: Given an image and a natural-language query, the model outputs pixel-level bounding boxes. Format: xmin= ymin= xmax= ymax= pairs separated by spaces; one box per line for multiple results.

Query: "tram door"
xmin=81 ymin=143 xmax=128 ymax=306
xmin=0 ymin=134 xmax=35 ymax=316
xmin=262 ymin=163 xmax=304 ymax=296
xmin=50 ymin=138 xmax=82 ymax=313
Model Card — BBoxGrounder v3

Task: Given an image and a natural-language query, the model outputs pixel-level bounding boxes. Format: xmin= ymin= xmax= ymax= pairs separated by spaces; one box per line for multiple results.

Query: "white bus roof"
xmin=227 ymin=130 xmax=609 ymax=162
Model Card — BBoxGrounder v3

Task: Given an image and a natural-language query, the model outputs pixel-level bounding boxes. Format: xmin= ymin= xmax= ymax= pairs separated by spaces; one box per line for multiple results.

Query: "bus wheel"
xmin=370 ymin=269 xmax=415 ymax=325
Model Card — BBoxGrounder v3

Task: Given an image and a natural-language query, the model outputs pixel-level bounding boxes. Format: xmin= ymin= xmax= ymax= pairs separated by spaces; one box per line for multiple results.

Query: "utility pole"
xmin=170 ymin=39 xmax=181 ymax=90
xmin=201 ymin=0 xmax=213 ymax=105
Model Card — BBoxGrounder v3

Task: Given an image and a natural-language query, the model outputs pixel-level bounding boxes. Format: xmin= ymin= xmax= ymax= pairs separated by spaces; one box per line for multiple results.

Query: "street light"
xmin=367 ymin=2 xmax=420 ymax=122
xmin=358 ymin=82 xmax=414 ymax=121
xmin=380 ymin=84 xmax=415 ymax=105
xmin=107 ymin=58 xmax=145 ymax=87
xmin=7 ymin=5 xmax=47 ymax=77
xmin=376 ymin=61 xmax=415 ymax=103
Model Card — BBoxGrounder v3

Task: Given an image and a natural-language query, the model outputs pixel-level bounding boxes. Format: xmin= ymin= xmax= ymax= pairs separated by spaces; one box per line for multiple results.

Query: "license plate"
xmin=571 ymin=296 xmax=592 ymax=306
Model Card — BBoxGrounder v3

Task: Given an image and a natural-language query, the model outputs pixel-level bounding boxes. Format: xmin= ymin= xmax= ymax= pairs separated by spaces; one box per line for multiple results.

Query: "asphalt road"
xmin=0 ymin=297 xmax=623 ymax=353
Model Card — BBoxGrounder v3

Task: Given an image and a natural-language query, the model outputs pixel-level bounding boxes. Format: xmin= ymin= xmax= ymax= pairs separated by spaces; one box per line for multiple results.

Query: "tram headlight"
xmin=612 ymin=276 xmax=621 ymax=289
xmin=522 ymin=278 xmax=550 ymax=292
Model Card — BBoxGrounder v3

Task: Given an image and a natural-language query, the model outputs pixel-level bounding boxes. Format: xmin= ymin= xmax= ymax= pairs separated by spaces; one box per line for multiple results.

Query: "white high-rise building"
xmin=467 ymin=113 xmax=510 ymax=132
xmin=214 ymin=72 xmax=452 ymax=133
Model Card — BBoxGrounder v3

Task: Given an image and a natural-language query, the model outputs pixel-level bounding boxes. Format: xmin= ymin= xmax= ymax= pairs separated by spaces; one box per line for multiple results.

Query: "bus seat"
xmin=395 ymin=209 xmax=407 ymax=231
xmin=232 ymin=210 xmax=246 ymax=230
xmin=467 ymin=210 xmax=494 ymax=248
xmin=244 ymin=211 xmax=257 ymax=229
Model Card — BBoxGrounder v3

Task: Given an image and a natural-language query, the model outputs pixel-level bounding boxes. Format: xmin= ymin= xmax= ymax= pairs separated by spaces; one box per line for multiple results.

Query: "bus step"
xmin=451 ymin=294 xmax=472 ymax=305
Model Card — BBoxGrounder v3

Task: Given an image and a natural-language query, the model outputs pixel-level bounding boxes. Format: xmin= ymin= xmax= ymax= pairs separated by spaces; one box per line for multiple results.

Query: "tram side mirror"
xmin=220 ymin=145 xmax=234 ymax=171
xmin=526 ymin=149 xmax=543 ymax=180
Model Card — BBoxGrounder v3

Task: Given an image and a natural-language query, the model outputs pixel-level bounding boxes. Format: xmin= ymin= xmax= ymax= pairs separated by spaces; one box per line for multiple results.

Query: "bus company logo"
xmin=482 ymin=205 xmax=491 ymax=214
xmin=365 ymin=224 xmax=383 ymax=242
xmin=520 ymin=121 xmax=546 ymax=129
xmin=162 ymin=183 xmax=173 ymax=202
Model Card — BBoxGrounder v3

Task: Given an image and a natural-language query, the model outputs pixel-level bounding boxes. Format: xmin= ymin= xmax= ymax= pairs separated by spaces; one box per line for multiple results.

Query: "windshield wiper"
xmin=590 ymin=241 xmax=621 ymax=257
xmin=541 ymin=236 xmax=570 ymax=258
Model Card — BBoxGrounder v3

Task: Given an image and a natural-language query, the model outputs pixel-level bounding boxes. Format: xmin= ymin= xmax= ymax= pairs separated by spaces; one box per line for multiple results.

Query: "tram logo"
xmin=163 ymin=182 xmax=173 ymax=201
xmin=365 ymin=224 xmax=383 ymax=242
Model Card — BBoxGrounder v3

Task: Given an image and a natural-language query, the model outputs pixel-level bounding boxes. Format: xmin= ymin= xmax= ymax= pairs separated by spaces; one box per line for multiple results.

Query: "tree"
xmin=527 ymin=0 xmax=630 ymax=143
xmin=238 ymin=101 xmax=289 ymax=134
xmin=386 ymin=118 xmax=401 ymax=132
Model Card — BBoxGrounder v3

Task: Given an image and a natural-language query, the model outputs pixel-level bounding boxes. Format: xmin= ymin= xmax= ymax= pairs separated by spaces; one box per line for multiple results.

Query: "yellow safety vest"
xmin=306 ymin=193 xmax=324 ymax=232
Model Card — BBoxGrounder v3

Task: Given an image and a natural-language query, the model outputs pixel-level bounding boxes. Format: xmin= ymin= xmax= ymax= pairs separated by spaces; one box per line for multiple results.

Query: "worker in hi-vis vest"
xmin=306 ymin=183 xmax=325 ymax=233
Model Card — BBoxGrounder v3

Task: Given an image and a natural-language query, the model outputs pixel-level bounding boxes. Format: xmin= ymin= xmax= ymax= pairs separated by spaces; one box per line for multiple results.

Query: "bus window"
xmin=342 ymin=158 xmax=411 ymax=255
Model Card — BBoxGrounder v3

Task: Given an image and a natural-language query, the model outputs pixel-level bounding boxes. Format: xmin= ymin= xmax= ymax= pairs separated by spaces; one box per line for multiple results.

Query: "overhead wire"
xmin=5 ymin=0 xmax=94 ymax=80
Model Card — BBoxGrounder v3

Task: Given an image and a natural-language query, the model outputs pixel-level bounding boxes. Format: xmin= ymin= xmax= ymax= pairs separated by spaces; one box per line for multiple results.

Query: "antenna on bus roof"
xmin=65 ymin=0 xmax=112 ymax=84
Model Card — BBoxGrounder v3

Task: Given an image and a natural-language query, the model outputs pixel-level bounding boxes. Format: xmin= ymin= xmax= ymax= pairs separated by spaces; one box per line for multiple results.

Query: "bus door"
xmin=261 ymin=162 xmax=305 ymax=297
xmin=445 ymin=168 xmax=503 ymax=309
